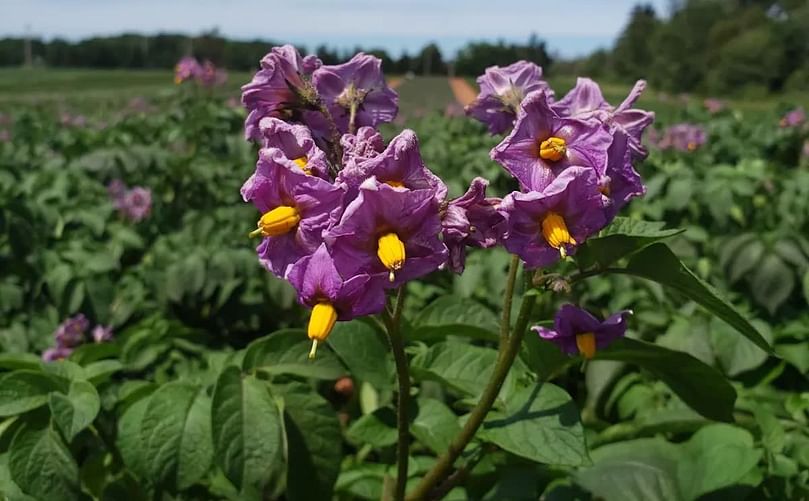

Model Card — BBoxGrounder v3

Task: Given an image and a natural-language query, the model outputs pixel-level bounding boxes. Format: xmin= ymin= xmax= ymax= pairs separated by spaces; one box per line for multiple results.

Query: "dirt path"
xmin=388 ymin=77 xmax=403 ymax=90
xmin=448 ymin=77 xmax=477 ymax=106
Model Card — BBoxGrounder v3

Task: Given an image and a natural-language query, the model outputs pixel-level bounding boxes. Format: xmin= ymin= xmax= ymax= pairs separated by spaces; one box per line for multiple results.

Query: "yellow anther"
xmin=377 ymin=232 xmax=406 ymax=282
xmin=539 ymin=136 xmax=567 ymax=162
xmin=541 ymin=212 xmax=577 ymax=257
xmin=687 ymin=142 xmax=697 ymax=151
xmin=308 ymin=302 xmax=338 ymax=359
xmin=293 ymin=156 xmax=309 ymax=173
xmin=385 ymin=180 xmax=406 ymax=188
xmin=576 ymin=332 xmax=596 ymax=359
xmin=249 ymin=205 xmax=300 ymax=238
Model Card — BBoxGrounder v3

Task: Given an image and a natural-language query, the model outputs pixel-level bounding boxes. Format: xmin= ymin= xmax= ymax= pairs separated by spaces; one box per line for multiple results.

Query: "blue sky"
xmin=0 ymin=0 xmax=670 ymax=58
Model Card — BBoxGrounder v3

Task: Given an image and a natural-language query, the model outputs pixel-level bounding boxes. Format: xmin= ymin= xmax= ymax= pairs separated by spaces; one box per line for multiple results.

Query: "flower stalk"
xmin=382 ymin=286 xmax=410 ymax=501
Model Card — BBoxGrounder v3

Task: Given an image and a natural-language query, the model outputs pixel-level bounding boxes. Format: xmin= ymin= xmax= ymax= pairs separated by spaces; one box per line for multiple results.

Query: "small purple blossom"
xmin=42 ymin=346 xmax=73 ymax=362
xmin=199 ymin=60 xmax=228 ymax=87
xmin=780 ymin=107 xmax=806 ymax=128
xmin=122 ymin=187 xmax=152 ymax=222
xmin=491 ymin=90 xmax=612 ymax=192
xmin=533 ymin=304 xmax=630 ymax=358
xmin=466 ymin=60 xmax=551 ymax=134
xmin=657 ymin=123 xmax=707 ymax=152
xmin=704 ymin=98 xmax=724 ymax=114
xmin=175 ymin=56 xmax=202 ymax=84
xmin=442 ymin=177 xmax=505 ymax=273
xmin=0 ymin=129 xmax=10 ymax=143
xmin=313 ymin=53 xmax=399 ymax=133
xmin=54 ymin=314 xmax=90 ymax=348
xmin=92 ymin=325 xmax=114 ymax=343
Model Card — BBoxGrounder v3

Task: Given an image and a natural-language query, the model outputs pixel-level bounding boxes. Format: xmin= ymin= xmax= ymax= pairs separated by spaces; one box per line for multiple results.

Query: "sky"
xmin=0 ymin=0 xmax=671 ymax=58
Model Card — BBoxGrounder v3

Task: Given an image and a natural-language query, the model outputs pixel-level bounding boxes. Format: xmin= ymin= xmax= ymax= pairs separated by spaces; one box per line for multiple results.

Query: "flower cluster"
xmin=42 ymin=314 xmax=113 ymax=362
xmin=174 ymin=56 xmax=228 ymax=87
xmin=468 ymin=64 xmax=654 ymax=269
xmin=652 ymin=123 xmax=708 ymax=152
xmin=108 ymin=180 xmax=152 ymax=222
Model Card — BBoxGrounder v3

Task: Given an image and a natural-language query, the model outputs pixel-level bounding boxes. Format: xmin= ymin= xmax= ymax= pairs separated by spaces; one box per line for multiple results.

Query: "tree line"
xmin=0 ymin=33 xmax=552 ymax=77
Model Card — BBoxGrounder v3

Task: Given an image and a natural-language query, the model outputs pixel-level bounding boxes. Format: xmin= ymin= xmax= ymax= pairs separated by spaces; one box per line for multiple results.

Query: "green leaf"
xmin=139 ymin=382 xmax=212 ymax=490
xmin=0 ymin=452 xmax=37 ymax=501
xmin=596 ymin=338 xmax=736 ymax=422
xmin=622 ymin=243 xmax=771 ymax=353
xmin=577 ymin=217 xmax=684 ymax=269
xmin=411 ymin=296 xmax=499 ymax=341
xmin=346 ymin=407 xmax=398 ymax=448
xmin=0 ymin=371 xmax=63 ymax=417
xmin=243 ymin=329 xmax=345 ymax=380
xmin=479 ymin=383 xmax=588 ymax=466
xmin=275 ymin=382 xmax=342 ymax=501
xmin=803 ymin=269 xmax=809 ymax=305
xmin=710 ymin=318 xmax=772 ymax=376
xmin=751 ymin=254 xmax=794 ymax=314
xmin=328 ymin=320 xmax=393 ymax=390
xmin=49 ymin=380 xmax=100 ymax=442
xmin=116 ymin=395 xmax=151 ymax=480
xmin=411 ymin=398 xmax=461 ymax=454
xmin=0 ymin=353 xmax=42 ymax=372
xmin=520 ymin=333 xmax=571 ymax=381
xmin=212 ymin=367 xmax=284 ymax=498
xmin=728 ymin=238 xmax=764 ymax=283
xmin=8 ymin=424 xmax=79 ymax=500
xmin=82 ymin=359 xmax=123 ymax=385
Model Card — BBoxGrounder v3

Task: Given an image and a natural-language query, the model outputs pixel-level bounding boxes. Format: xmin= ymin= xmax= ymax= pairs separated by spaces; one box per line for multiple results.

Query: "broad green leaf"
xmin=751 ymin=254 xmax=794 ymax=314
xmin=728 ymin=238 xmax=764 ymax=283
xmin=803 ymin=270 xmax=809 ymax=305
xmin=116 ymin=395 xmax=151 ymax=480
xmin=68 ymin=342 xmax=119 ymax=366
xmin=275 ymin=382 xmax=342 ymax=501
xmin=710 ymin=318 xmax=772 ymax=376
xmin=8 ymin=424 xmax=79 ymax=500
xmin=411 ymin=398 xmax=461 ymax=454
xmin=212 ymin=367 xmax=284 ymax=498
xmin=346 ymin=407 xmax=398 ymax=448
xmin=49 ymin=380 xmax=100 ymax=442
xmin=0 ymin=371 xmax=63 ymax=417
xmin=139 ymin=382 xmax=212 ymax=490
xmin=596 ymin=338 xmax=736 ymax=422
xmin=243 ymin=329 xmax=345 ymax=380
xmin=328 ymin=320 xmax=393 ymax=390
xmin=82 ymin=359 xmax=123 ymax=385
xmin=520 ymin=333 xmax=571 ymax=380
xmin=577 ymin=217 xmax=684 ymax=269
xmin=0 ymin=353 xmax=41 ymax=372
xmin=622 ymin=243 xmax=770 ymax=352
xmin=0 ymin=452 xmax=37 ymax=501
xmin=411 ymin=296 xmax=499 ymax=341
xmin=479 ymin=383 xmax=588 ymax=466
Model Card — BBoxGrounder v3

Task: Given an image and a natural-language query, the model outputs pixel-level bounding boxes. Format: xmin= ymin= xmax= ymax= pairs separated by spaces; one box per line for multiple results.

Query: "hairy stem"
xmin=406 ymin=264 xmax=538 ymax=501
xmin=498 ymin=255 xmax=520 ymax=354
xmin=317 ymin=102 xmax=344 ymax=172
xmin=383 ymin=286 xmax=410 ymax=501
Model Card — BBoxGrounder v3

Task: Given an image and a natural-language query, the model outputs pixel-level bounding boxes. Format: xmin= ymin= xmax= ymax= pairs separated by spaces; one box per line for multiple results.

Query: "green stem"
xmin=317 ymin=102 xmax=344 ymax=173
xmin=383 ymin=287 xmax=410 ymax=501
xmin=348 ymin=101 xmax=359 ymax=134
xmin=406 ymin=265 xmax=538 ymax=501
xmin=498 ymin=255 xmax=520 ymax=354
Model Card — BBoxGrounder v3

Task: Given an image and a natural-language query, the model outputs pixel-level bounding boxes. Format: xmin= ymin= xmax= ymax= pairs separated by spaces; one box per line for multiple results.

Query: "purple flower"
xmin=92 ymin=325 xmax=114 ymax=343
xmin=341 ymin=126 xmax=385 ymax=166
xmin=258 ymin=117 xmax=330 ymax=179
xmin=243 ymin=154 xmax=344 ymax=278
xmin=327 ymin=180 xmax=447 ymax=287
xmin=302 ymin=55 xmax=322 ymax=75
xmin=199 ymin=60 xmax=228 ymax=87
xmin=0 ymin=129 xmax=9 ymax=143
xmin=600 ymin=135 xmax=646 ymax=220
xmin=54 ymin=314 xmax=90 ymax=348
xmin=442 ymin=177 xmax=505 ymax=273
xmin=122 ymin=187 xmax=152 ymax=222
xmin=498 ymin=167 xmax=606 ymax=269
xmin=600 ymin=80 xmax=655 ymax=160
xmin=107 ymin=179 xmax=127 ymax=205
xmin=780 ymin=107 xmax=806 ymax=128
xmin=175 ymin=56 xmax=202 ymax=84
xmin=467 ymin=61 xmax=551 ymax=134
xmin=313 ymin=53 xmax=398 ymax=133
xmin=241 ymin=45 xmax=322 ymax=141
xmin=704 ymin=98 xmax=724 ymax=114
xmin=491 ymin=91 xmax=612 ymax=192
xmin=42 ymin=346 xmax=73 ymax=362
xmin=337 ymin=129 xmax=447 ymax=202
xmin=533 ymin=304 xmax=630 ymax=359
xmin=551 ymin=77 xmax=610 ymax=119
xmin=657 ymin=123 xmax=707 ymax=152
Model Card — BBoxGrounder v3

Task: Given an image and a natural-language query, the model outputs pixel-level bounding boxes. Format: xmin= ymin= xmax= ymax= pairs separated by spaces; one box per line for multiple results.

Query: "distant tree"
xmin=612 ymin=4 xmax=659 ymax=82
xmin=417 ymin=43 xmax=447 ymax=75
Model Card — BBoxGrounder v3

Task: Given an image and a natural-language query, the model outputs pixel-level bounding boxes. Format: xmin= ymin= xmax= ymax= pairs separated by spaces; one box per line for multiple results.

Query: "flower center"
xmin=293 ymin=156 xmax=310 ymax=174
xmin=575 ymin=332 xmax=596 ymax=359
xmin=249 ymin=205 xmax=301 ymax=238
xmin=500 ymin=86 xmax=524 ymax=112
xmin=539 ymin=136 xmax=567 ymax=162
xmin=385 ymin=180 xmax=405 ymax=188
xmin=541 ymin=212 xmax=577 ymax=258
xmin=377 ymin=232 xmax=406 ymax=282
xmin=308 ymin=302 xmax=338 ymax=359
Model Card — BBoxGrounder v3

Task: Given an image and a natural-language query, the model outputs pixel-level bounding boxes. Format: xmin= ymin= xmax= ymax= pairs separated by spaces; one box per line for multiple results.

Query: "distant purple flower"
xmin=92 ymin=325 xmax=114 ymax=343
xmin=442 ymin=177 xmax=505 ymax=273
xmin=243 ymin=154 xmax=344 ymax=278
xmin=122 ymin=187 xmax=152 ymax=222
xmin=107 ymin=179 xmax=126 ymax=203
xmin=780 ymin=107 xmax=806 ymax=128
xmin=54 ymin=314 xmax=90 ymax=348
xmin=704 ymin=98 xmax=724 ymax=114
xmin=242 ymin=45 xmax=322 ymax=141
xmin=60 ymin=113 xmax=87 ymax=128
xmin=199 ymin=60 xmax=228 ymax=87
xmin=0 ymin=129 xmax=9 ymax=143
xmin=657 ymin=123 xmax=707 ymax=152
xmin=467 ymin=61 xmax=550 ymax=134
xmin=313 ymin=53 xmax=399 ymax=133
xmin=533 ymin=304 xmax=630 ymax=359
xmin=498 ymin=167 xmax=606 ymax=269
xmin=42 ymin=346 xmax=73 ymax=362
xmin=491 ymin=91 xmax=612 ymax=192
xmin=128 ymin=96 xmax=151 ymax=113
xmin=175 ymin=56 xmax=202 ymax=84
xmin=258 ymin=117 xmax=330 ymax=179
xmin=327 ymin=180 xmax=447 ymax=287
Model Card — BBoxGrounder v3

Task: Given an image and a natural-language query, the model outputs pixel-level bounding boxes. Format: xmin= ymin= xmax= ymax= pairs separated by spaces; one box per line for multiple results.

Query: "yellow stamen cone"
xmin=308 ymin=302 xmax=338 ymax=359
xmin=539 ymin=136 xmax=567 ymax=162
xmin=250 ymin=205 xmax=300 ymax=238
xmin=377 ymin=232 xmax=406 ymax=282
xmin=541 ymin=212 xmax=577 ymax=257
xmin=292 ymin=156 xmax=311 ymax=174
xmin=576 ymin=332 xmax=596 ymax=359
xmin=385 ymin=180 xmax=406 ymax=188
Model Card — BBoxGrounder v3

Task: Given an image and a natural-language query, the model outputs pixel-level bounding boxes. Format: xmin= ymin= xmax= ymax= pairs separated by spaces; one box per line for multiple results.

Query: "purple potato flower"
xmin=657 ymin=123 xmax=707 ymax=152
xmin=54 ymin=314 xmax=90 ymax=348
xmin=92 ymin=325 xmax=114 ymax=343
xmin=780 ymin=107 xmax=806 ymax=128
xmin=499 ymin=167 xmax=606 ymax=269
xmin=42 ymin=346 xmax=73 ymax=362
xmin=0 ymin=129 xmax=9 ymax=143
xmin=175 ymin=56 xmax=202 ymax=84
xmin=442 ymin=177 xmax=505 ymax=273
xmin=243 ymin=154 xmax=344 ymax=278
xmin=704 ymin=98 xmax=724 ymax=114
xmin=258 ymin=117 xmax=330 ymax=179
xmin=327 ymin=179 xmax=447 ymax=287
xmin=551 ymin=77 xmax=610 ymax=119
xmin=313 ymin=53 xmax=398 ymax=133
xmin=341 ymin=126 xmax=385 ymax=166
xmin=491 ymin=91 xmax=612 ymax=192
xmin=466 ymin=60 xmax=551 ymax=134
xmin=533 ymin=304 xmax=631 ymax=359
xmin=302 ymin=55 xmax=322 ymax=75
xmin=121 ymin=187 xmax=152 ymax=222
xmin=600 ymin=134 xmax=646 ymax=220
xmin=199 ymin=60 xmax=228 ymax=87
